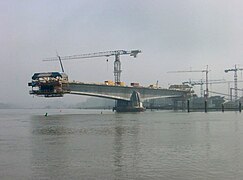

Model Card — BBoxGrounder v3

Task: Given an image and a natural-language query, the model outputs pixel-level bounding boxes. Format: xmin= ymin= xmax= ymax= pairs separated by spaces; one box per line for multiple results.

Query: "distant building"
xmin=224 ymin=96 xmax=243 ymax=109
xmin=190 ymin=95 xmax=224 ymax=109
xmin=143 ymin=98 xmax=173 ymax=109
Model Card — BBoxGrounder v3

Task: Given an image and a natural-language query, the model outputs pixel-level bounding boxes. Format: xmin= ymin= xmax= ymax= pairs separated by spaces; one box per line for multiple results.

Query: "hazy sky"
xmin=1 ymin=0 xmax=243 ymax=107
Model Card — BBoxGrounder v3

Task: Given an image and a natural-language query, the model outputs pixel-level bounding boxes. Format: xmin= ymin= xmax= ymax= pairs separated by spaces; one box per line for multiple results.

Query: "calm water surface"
xmin=0 ymin=109 xmax=243 ymax=180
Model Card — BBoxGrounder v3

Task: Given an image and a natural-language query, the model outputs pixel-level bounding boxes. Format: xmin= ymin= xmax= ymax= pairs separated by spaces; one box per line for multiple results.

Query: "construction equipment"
xmin=43 ymin=50 xmax=141 ymax=85
xmin=28 ymin=72 xmax=69 ymax=97
xmin=183 ymin=79 xmax=226 ymax=97
xmin=57 ymin=55 xmax=65 ymax=73
xmin=225 ymin=65 xmax=243 ymax=100
xmin=183 ymin=79 xmax=204 ymax=97
xmin=168 ymin=66 xmax=210 ymax=100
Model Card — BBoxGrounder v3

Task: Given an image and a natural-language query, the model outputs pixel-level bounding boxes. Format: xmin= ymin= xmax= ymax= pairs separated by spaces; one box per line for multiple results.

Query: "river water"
xmin=0 ymin=109 xmax=243 ymax=180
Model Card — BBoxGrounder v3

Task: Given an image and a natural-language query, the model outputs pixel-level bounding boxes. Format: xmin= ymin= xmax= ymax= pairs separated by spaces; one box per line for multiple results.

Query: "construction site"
xmin=28 ymin=49 xmax=243 ymax=112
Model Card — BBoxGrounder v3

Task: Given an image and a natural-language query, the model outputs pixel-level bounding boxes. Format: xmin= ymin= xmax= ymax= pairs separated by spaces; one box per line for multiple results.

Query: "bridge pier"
xmin=113 ymin=91 xmax=145 ymax=112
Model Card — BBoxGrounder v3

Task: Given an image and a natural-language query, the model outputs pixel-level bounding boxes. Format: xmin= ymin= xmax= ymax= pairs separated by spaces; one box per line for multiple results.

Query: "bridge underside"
xmin=66 ymin=82 xmax=186 ymax=100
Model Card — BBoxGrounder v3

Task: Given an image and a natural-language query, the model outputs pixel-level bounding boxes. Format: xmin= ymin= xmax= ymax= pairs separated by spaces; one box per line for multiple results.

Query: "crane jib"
xmin=42 ymin=49 xmax=142 ymax=85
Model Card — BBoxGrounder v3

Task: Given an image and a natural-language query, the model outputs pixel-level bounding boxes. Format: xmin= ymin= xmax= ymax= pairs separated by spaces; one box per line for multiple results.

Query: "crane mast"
xmin=225 ymin=65 xmax=243 ymax=101
xmin=43 ymin=50 xmax=141 ymax=85
xmin=114 ymin=54 xmax=121 ymax=84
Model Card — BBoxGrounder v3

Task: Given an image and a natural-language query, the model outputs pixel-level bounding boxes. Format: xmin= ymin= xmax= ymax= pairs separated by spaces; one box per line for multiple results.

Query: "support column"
xmin=114 ymin=91 xmax=145 ymax=112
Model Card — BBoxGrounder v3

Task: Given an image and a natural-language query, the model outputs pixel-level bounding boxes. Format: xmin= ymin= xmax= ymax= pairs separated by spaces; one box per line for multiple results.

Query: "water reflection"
xmin=30 ymin=113 xmax=142 ymax=179
xmin=27 ymin=112 xmax=243 ymax=179
xmin=2 ymin=110 xmax=243 ymax=179
xmin=31 ymin=115 xmax=71 ymax=135
xmin=112 ymin=114 xmax=141 ymax=179
xmin=30 ymin=115 xmax=71 ymax=179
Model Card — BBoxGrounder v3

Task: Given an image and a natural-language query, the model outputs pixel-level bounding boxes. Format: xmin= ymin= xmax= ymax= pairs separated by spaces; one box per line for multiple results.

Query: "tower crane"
xmin=43 ymin=50 xmax=141 ymax=85
xmin=182 ymin=79 xmax=226 ymax=97
xmin=225 ymin=65 xmax=243 ymax=101
xmin=168 ymin=66 xmax=210 ymax=100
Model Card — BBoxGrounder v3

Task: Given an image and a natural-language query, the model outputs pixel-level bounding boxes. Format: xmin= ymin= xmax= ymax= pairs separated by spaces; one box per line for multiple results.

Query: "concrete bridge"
xmin=66 ymin=82 xmax=189 ymax=112
xmin=29 ymin=72 xmax=190 ymax=112
xmin=67 ymin=82 xmax=187 ymax=101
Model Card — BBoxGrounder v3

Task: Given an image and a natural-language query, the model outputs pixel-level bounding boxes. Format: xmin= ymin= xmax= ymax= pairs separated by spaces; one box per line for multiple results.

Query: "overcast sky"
xmin=1 ymin=0 xmax=243 ymax=107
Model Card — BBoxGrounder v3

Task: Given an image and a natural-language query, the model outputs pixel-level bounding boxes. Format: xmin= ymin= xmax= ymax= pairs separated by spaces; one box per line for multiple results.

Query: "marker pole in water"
xmin=222 ymin=104 xmax=224 ymax=112
xmin=239 ymin=102 xmax=241 ymax=113
xmin=187 ymin=99 xmax=190 ymax=113
xmin=204 ymin=100 xmax=207 ymax=113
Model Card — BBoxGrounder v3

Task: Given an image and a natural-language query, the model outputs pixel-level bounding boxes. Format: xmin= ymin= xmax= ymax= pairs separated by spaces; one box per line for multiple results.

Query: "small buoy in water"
xmin=45 ymin=113 xmax=48 ymax=117
xmin=101 ymin=111 xmax=103 ymax=114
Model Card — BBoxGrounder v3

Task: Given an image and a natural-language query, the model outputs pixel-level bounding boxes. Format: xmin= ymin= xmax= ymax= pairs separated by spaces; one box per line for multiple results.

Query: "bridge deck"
xmin=64 ymin=82 xmax=188 ymax=101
